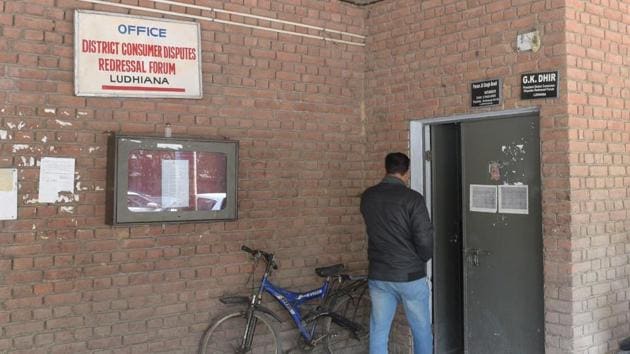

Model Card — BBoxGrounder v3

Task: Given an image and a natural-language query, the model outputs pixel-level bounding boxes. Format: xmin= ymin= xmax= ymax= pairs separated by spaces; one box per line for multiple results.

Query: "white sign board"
xmin=74 ymin=10 xmax=202 ymax=98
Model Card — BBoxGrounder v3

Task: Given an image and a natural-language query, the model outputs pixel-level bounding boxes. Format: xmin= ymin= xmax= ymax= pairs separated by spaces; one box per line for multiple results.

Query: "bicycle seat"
xmin=315 ymin=264 xmax=344 ymax=277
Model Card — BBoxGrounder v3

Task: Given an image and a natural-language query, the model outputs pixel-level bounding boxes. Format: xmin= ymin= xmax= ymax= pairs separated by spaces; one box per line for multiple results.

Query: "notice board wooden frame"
xmin=107 ymin=134 xmax=238 ymax=225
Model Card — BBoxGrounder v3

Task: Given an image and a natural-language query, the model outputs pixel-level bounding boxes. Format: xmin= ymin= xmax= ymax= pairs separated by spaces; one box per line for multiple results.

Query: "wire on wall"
xmin=77 ymin=0 xmax=366 ymax=47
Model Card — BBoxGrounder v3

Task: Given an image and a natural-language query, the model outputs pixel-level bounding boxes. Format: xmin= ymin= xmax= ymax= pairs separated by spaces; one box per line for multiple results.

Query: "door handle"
xmin=465 ymin=248 xmax=491 ymax=267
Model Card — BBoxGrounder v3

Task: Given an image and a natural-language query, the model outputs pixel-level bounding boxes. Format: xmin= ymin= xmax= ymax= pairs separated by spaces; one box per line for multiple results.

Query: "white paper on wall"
xmin=0 ymin=168 xmax=18 ymax=220
xmin=38 ymin=157 xmax=75 ymax=203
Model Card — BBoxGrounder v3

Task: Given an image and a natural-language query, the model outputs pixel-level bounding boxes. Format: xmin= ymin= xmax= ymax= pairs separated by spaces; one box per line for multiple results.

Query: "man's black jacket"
xmin=360 ymin=175 xmax=434 ymax=282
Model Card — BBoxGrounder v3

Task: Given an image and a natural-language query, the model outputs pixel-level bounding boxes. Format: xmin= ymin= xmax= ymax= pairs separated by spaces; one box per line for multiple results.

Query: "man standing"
xmin=360 ymin=152 xmax=434 ymax=354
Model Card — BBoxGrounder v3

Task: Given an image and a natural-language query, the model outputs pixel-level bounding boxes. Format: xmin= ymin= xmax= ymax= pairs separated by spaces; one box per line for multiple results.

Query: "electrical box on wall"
xmin=517 ymin=30 xmax=541 ymax=52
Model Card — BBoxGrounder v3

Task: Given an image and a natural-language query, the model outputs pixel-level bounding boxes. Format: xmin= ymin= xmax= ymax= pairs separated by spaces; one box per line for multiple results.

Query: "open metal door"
xmin=461 ymin=115 xmax=544 ymax=353
xmin=431 ymin=123 xmax=464 ymax=354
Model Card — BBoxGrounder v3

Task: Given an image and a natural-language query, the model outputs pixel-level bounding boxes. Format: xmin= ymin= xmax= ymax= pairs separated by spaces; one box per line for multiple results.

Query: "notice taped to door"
xmin=469 ymin=184 xmax=497 ymax=213
xmin=498 ymin=185 xmax=528 ymax=214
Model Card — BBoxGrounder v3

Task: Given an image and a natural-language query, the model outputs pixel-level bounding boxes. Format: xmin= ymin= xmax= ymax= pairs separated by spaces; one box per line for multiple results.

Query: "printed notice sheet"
xmin=0 ymin=169 xmax=18 ymax=220
xmin=498 ymin=185 xmax=529 ymax=214
xmin=469 ymin=184 xmax=497 ymax=213
xmin=161 ymin=159 xmax=190 ymax=208
xmin=38 ymin=157 xmax=75 ymax=203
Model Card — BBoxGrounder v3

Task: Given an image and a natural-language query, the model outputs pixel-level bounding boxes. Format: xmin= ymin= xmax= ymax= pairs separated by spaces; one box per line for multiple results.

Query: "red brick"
xmin=33 ymin=283 xmax=53 ymax=296
xmin=87 ymin=336 xmax=122 ymax=350
xmin=44 ymin=292 xmax=81 ymax=305
xmin=50 ymin=342 xmax=88 ymax=354
xmin=4 ymin=321 xmax=44 ymax=337
xmin=46 ymin=316 xmax=84 ymax=330
xmin=4 ymin=296 xmax=42 ymax=309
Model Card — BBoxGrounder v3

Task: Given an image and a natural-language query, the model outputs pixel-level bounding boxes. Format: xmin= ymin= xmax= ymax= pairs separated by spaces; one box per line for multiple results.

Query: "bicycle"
xmin=199 ymin=245 xmax=370 ymax=354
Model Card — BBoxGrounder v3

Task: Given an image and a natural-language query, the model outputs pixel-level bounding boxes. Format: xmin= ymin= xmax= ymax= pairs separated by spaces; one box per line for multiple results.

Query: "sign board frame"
xmin=74 ymin=10 xmax=202 ymax=99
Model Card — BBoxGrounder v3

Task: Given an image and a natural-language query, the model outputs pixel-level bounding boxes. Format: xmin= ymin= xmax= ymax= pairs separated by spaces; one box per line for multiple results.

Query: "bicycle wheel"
xmin=199 ymin=310 xmax=282 ymax=354
xmin=323 ymin=290 xmax=370 ymax=353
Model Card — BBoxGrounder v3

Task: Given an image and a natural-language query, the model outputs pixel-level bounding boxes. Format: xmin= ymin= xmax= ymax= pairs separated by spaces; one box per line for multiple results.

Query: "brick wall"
xmin=0 ymin=1 xmax=367 ymax=353
xmin=565 ymin=1 xmax=630 ymax=353
xmin=3 ymin=0 xmax=629 ymax=353
xmin=363 ymin=0 xmax=576 ymax=353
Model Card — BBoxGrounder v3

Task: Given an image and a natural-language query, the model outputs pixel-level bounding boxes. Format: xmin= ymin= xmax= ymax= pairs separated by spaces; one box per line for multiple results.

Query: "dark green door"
xmin=460 ymin=115 xmax=544 ymax=353
xmin=431 ymin=123 xmax=464 ymax=354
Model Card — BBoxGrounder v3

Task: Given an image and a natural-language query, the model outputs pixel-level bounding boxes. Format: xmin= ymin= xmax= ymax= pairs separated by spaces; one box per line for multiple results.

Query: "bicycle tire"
xmin=322 ymin=291 xmax=370 ymax=353
xmin=199 ymin=310 xmax=283 ymax=354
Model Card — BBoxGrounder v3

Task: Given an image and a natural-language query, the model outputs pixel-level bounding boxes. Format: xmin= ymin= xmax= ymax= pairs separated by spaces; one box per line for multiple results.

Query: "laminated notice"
xmin=499 ymin=185 xmax=528 ymax=214
xmin=469 ymin=184 xmax=497 ymax=213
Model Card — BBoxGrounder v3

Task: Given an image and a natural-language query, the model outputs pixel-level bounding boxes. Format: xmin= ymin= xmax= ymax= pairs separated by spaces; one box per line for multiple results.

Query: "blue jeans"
xmin=368 ymin=278 xmax=432 ymax=354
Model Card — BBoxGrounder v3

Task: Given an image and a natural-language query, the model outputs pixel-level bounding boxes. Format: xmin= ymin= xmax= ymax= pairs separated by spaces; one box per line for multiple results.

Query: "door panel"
xmin=431 ymin=124 xmax=464 ymax=354
xmin=461 ymin=115 xmax=544 ymax=354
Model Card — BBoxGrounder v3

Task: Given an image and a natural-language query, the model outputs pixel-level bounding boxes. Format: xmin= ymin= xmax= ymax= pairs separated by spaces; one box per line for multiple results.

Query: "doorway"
xmin=410 ymin=109 xmax=545 ymax=354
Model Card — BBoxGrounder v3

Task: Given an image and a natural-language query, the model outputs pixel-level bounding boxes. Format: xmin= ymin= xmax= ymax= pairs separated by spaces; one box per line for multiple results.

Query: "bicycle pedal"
xmin=286 ymin=344 xmax=315 ymax=353
xmin=355 ymin=328 xmax=369 ymax=339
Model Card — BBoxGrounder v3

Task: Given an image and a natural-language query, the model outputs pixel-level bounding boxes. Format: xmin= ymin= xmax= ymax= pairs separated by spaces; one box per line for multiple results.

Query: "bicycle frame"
xmin=259 ymin=270 xmax=331 ymax=342
xmin=229 ymin=246 xmax=366 ymax=352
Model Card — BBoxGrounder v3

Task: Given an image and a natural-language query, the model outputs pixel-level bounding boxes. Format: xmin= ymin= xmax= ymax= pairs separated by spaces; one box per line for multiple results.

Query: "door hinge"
xmin=424 ymin=151 xmax=432 ymax=161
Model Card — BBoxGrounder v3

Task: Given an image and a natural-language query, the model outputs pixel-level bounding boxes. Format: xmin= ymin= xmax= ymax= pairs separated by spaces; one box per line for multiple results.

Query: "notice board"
xmin=107 ymin=135 xmax=239 ymax=225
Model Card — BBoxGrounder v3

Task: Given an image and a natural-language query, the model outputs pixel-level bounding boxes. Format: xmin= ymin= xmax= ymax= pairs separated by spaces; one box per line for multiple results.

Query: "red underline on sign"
xmin=101 ymin=85 xmax=186 ymax=92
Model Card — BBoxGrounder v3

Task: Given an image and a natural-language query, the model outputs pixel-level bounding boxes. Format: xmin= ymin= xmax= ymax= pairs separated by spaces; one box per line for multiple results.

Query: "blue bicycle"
xmin=199 ymin=245 xmax=370 ymax=353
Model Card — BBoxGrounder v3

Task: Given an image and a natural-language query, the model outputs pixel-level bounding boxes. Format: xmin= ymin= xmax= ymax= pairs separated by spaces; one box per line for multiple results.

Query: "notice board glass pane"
xmin=127 ymin=150 xmax=228 ymax=213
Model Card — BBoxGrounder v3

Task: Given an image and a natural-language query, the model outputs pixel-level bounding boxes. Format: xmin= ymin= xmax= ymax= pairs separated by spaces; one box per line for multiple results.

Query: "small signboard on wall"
xmin=471 ymin=79 xmax=501 ymax=107
xmin=521 ymin=71 xmax=558 ymax=99
xmin=74 ymin=10 xmax=202 ymax=98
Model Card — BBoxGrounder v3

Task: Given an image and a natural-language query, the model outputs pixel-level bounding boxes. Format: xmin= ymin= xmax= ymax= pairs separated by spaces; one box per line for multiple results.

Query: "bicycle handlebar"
xmin=241 ymin=245 xmax=256 ymax=255
xmin=241 ymin=245 xmax=278 ymax=270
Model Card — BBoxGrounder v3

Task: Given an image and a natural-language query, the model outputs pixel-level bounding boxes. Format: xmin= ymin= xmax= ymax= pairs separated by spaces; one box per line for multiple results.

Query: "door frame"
xmin=408 ymin=106 xmax=540 ymax=352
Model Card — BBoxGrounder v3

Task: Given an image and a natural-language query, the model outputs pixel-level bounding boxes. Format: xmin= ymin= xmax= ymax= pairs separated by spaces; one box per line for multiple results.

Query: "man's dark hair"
xmin=385 ymin=152 xmax=410 ymax=175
